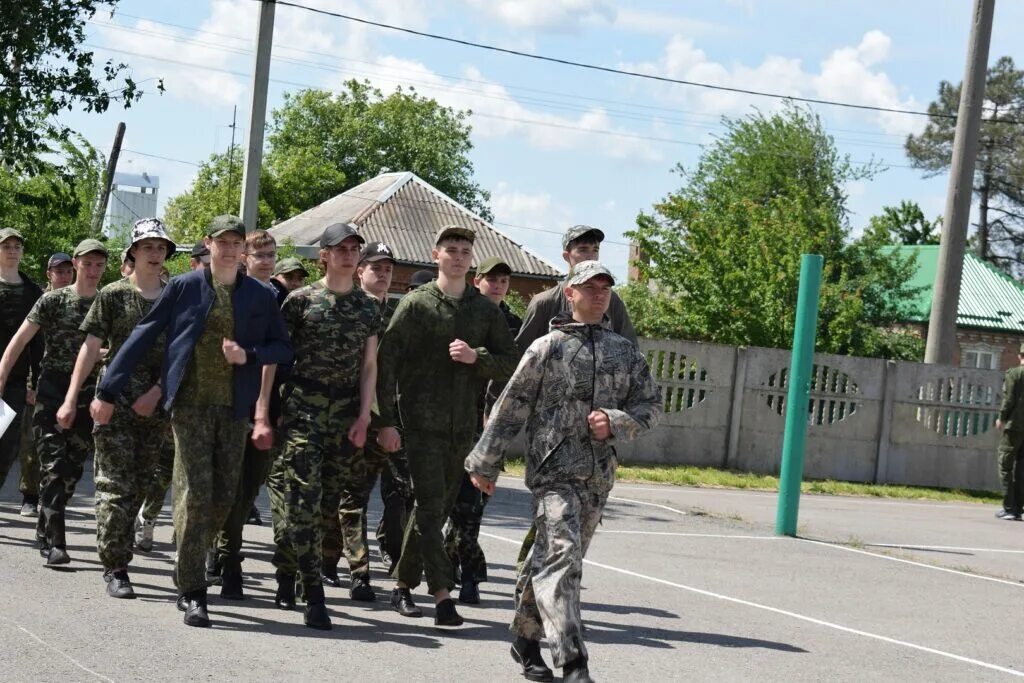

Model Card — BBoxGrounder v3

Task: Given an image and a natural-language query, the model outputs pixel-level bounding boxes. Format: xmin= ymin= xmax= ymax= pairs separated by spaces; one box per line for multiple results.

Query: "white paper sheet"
xmin=0 ymin=398 xmax=16 ymax=439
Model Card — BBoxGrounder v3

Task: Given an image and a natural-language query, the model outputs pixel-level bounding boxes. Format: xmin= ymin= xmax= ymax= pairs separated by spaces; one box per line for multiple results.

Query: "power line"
xmin=265 ymin=0 xmax=1024 ymax=125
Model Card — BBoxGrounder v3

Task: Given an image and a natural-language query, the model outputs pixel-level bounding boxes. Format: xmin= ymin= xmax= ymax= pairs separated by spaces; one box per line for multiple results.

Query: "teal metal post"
xmin=775 ymin=254 xmax=824 ymax=536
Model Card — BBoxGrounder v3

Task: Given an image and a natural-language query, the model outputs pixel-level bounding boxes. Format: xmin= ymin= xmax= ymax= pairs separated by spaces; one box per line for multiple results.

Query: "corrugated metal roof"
xmin=890 ymin=245 xmax=1024 ymax=332
xmin=268 ymin=172 xmax=562 ymax=279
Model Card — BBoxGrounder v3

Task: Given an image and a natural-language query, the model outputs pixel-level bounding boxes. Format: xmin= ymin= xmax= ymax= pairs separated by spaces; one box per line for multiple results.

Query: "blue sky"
xmin=59 ymin=0 xmax=1024 ymax=279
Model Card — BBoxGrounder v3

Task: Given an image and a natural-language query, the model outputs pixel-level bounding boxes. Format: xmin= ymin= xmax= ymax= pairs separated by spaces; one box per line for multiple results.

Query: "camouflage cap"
xmin=434 ymin=224 xmax=476 ymax=245
xmin=320 ymin=222 xmax=364 ymax=248
xmin=562 ymin=224 xmax=605 ymax=250
xmin=207 ymin=214 xmax=247 ymax=238
xmin=566 ymin=260 xmax=615 ymax=287
xmin=0 ymin=227 xmax=24 ymax=244
xmin=47 ymin=252 xmax=72 ymax=269
xmin=476 ymin=255 xmax=512 ymax=276
xmin=273 ymin=257 xmax=308 ymax=276
xmin=129 ymin=217 xmax=177 ymax=258
xmin=72 ymin=238 xmax=109 ymax=259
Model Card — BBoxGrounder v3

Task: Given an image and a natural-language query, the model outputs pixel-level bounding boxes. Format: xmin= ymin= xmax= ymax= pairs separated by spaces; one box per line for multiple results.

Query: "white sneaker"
xmin=135 ymin=514 xmax=155 ymax=552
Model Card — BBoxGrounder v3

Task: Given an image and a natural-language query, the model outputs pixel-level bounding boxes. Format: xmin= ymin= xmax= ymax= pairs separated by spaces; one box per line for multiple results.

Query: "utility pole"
xmin=238 ymin=0 xmax=275 ymax=231
xmin=227 ymin=105 xmax=238 ymax=210
xmin=92 ymin=121 xmax=126 ymax=235
xmin=924 ymin=0 xmax=995 ymax=365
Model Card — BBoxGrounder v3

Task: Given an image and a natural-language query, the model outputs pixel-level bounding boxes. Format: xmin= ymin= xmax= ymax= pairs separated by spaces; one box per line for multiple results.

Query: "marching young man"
xmin=59 ymin=219 xmax=177 ymax=598
xmin=466 ymin=261 xmax=661 ymax=683
xmin=0 ymin=238 xmax=108 ymax=567
xmin=92 ymin=215 xmax=291 ymax=628
xmin=376 ymin=225 xmax=518 ymax=627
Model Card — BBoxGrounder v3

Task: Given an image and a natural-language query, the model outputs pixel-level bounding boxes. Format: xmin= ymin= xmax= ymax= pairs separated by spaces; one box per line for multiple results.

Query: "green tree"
xmin=1 ymin=1 xmax=160 ymax=173
xmin=905 ymin=56 xmax=1024 ymax=270
xmin=625 ymin=105 xmax=924 ymax=360
xmin=864 ymin=200 xmax=941 ymax=245
xmin=0 ymin=134 xmax=106 ymax=279
xmin=163 ymin=80 xmax=491 ymax=233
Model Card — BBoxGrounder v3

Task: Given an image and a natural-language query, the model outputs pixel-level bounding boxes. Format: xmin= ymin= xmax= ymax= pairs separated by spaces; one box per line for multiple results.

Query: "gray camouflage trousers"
xmin=93 ymin=404 xmax=174 ymax=570
xmin=511 ymin=480 xmax=611 ymax=668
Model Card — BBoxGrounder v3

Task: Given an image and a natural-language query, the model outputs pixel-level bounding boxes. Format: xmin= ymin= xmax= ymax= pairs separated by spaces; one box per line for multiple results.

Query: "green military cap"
xmin=476 ymin=255 xmax=512 ymax=276
xmin=72 ymin=238 xmax=109 ymax=258
xmin=0 ymin=228 xmax=24 ymax=244
xmin=434 ymin=224 xmax=476 ymax=245
xmin=566 ymin=260 xmax=615 ymax=287
xmin=273 ymin=257 xmax=308 ymax=277
xmin=561 ymin=224 xmax=605 ymax=250
xmin=207 ymin=214 xmax=247 ymax=238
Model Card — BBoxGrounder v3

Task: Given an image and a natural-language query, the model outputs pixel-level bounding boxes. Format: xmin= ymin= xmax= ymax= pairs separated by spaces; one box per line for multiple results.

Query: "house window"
xmin=961 ymin=343 xmax=1001 ymax=370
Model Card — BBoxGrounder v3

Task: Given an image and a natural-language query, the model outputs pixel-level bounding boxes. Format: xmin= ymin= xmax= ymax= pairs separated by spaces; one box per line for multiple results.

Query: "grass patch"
xmin=501 ymin=460 xmax=1000 ymax=505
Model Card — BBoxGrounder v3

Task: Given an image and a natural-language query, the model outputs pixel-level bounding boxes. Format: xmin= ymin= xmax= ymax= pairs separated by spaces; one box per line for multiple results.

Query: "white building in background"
xmin=105 ymin=172 xmax=159 ymax=241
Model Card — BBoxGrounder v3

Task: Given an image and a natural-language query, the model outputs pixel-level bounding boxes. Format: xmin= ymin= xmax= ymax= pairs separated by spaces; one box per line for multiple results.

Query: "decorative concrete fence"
xmin=614 ymin=339 xmax=1004 ymax=491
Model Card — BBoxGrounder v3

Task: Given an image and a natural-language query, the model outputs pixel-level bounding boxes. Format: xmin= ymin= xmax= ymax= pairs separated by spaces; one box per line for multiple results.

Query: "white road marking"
xmin=480 ymin=530 xmax=1024 ymax=678
xmin=866 ymin=542 xmax=1024 ymax=555
xmin=798 ymin=539 xmax=1024 ymax=589
xmin=0 ymin=616 xmax=115 ymax=682
xmin=597 ymin=530 xmax=777 ymax=540
xmin=606 ymin=496 xmax=690 ymax=517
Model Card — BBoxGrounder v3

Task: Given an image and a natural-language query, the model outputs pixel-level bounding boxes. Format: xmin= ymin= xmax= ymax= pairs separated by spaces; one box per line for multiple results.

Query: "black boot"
xmin=275 ymin=571 xmax=296 ymax=610
xmin=205 ymin=549 xmax=222 ymax=586
xmin=303 ymin=584 xmax=332 ymax=630
xmin=458 ymin=568 xmax=480 ymax=604
xmin=220 ymin=558 xmax=244 ymax=600
xmin=321 ymin=562 xmax=343 ymax=588
xmin=510 ymin=636 xmax=554 ymax=682
xmin=434 ymin=598 xmax=464 ymax=628
xmin=390 ymin=587 xmax=422 ymax=618
xmin=562 ymin=657 xmax=593 ymax=683
xmin=104 ymin=569 xmax=137 ymax=599
xmin=349 ymin=574 xmax=376 ymax=602
xmin=183 ymin=589 xmax=211 ymax=628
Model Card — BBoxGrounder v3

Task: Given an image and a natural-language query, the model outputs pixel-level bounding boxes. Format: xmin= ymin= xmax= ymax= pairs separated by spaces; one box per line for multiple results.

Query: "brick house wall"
xmin=903 ymin=322 xmax=1024 ymax=371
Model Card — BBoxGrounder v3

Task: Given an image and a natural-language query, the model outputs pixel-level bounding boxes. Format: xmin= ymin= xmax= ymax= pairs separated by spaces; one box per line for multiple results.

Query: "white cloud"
xmin=464 ymin=0 xmax=614 ymax=31
xmin=613 ymin=9 xmax=723 ymax=37
xmin=620 ymin=30 xmax=925 ymax=137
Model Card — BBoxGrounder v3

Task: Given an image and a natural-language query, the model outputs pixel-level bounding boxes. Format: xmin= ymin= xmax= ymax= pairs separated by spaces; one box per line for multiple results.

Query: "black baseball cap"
xmin=408 ymin=269 xmax=435 ymax=290
xmin=360 ymin=241 xmax=395 ymax=264
xmin=191 ymin=243 xmax=210 ymax=258
xmin=47 ymin=252 xmax=72 ymax=269
xmin=320 ymin=222 xmax=365 ymax=248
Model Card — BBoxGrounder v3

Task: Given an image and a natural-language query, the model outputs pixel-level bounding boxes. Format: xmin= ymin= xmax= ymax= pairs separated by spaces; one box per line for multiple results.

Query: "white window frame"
xmin=961 ymin=342 xmax=1001 ymax=370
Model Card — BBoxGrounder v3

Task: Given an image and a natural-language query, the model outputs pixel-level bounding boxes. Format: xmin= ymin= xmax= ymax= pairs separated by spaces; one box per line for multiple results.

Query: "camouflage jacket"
xmin=0 ymin=273 xmax=44 ymax=385
xmin=27 ymin=286 xmax=98 ymax=405
xmin=466 ymin=313 xmax=661 ymax=491
xmin=376 ymin=281 xmax=518 ymax=436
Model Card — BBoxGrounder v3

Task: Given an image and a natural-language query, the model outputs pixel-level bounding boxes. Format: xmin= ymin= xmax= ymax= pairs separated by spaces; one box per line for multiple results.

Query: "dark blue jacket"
xmin=97 ymin=268 xmax=293 ymax=420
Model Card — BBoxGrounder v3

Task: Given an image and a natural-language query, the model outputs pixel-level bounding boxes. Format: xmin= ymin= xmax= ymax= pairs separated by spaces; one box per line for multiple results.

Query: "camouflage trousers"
xmin=170 ymin=405 xmax=248 ymax=594
xmin=998 ymin=432 xmax=1024 ymax=515
xmin=375 ymin=444 xmax=413 ymax=572
xmin=267 ymin=385 xmax=356 ymax=591
xmin=443 ymin=472 xmax=490 ymax=583
xmin=215 ymin=437 xmax=272 ymax=568
xmin=393 ymin=430 xmax=474 ymax=594
xmin=33 ymin=401 xmax=94 ymax=550
xmin=322 ymin=426 xmax=409 ymax=578
xmin=94 ymin=404 xmax=173 ymax=570
xmin=511 ymin=479 xmax=612 ymax=669
xmin=18 ymin=405 xmax=39 ymax=502
xmin=0 ymin=379 xmax=27 ymax=490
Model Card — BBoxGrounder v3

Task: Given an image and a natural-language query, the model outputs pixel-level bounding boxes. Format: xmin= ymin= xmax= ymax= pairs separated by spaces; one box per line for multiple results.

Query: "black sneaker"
xmin=390 ymin=587 xmax=422 ymax=618
xmin=996 ymin=509 xmax=1022 ymax=521
xmin=322 ymin=565 xmax=343 ymax=588
xmin=349 ymin=575 xmax=376 ymax=602
xmin=511 ymin=636 xmax=554 ymax=682
xmin=45 ymin=546 xmax=71 ymax=567
xmin=434 ymin=598 xmax=464 ymax=628
xmin=104 ymin=569 xmax=137 ymax=599
xmin=19 ymin=498 xmax=38 ymax=517
xmin=245 ymin=505 xmax=263 ymax=526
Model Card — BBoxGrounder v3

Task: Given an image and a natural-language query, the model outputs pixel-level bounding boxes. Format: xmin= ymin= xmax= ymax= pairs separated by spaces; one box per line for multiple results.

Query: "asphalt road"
xmin=1 ymin=460 xmax=1022 ymax=682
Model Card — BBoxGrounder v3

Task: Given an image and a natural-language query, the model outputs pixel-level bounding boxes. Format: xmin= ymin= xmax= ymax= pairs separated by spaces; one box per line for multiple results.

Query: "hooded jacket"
xmin=466 ymin=313 xmax=661 ymax=491
xmin=376 ymin=281 xmax=518 ymax=437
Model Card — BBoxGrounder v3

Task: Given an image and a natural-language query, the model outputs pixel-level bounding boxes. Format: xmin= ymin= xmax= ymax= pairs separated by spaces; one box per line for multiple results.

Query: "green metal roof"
xmin=890 ymin=245 xmax=1024 ymax=333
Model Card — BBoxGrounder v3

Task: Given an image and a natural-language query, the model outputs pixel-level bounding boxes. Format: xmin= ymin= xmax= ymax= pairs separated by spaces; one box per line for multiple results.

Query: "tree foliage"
xmin=625 ymin=105 xmax=925 ymax=360
xmin=905 ymin=56 xmax=1024 ymax=270
xmin=1 ymin=0 xmax=160 ymax=173
xmin=863 ymin=200 xmax=941 ymax=246
xmin=163 ymin=80 xmax=491 ymax=236
xmin=0 ymin=134 xmax=107 ymax=280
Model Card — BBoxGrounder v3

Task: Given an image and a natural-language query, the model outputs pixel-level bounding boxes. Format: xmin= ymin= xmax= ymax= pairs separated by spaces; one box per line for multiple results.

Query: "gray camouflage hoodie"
xmin=465 ymin=312 xmax=661 ymax=492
